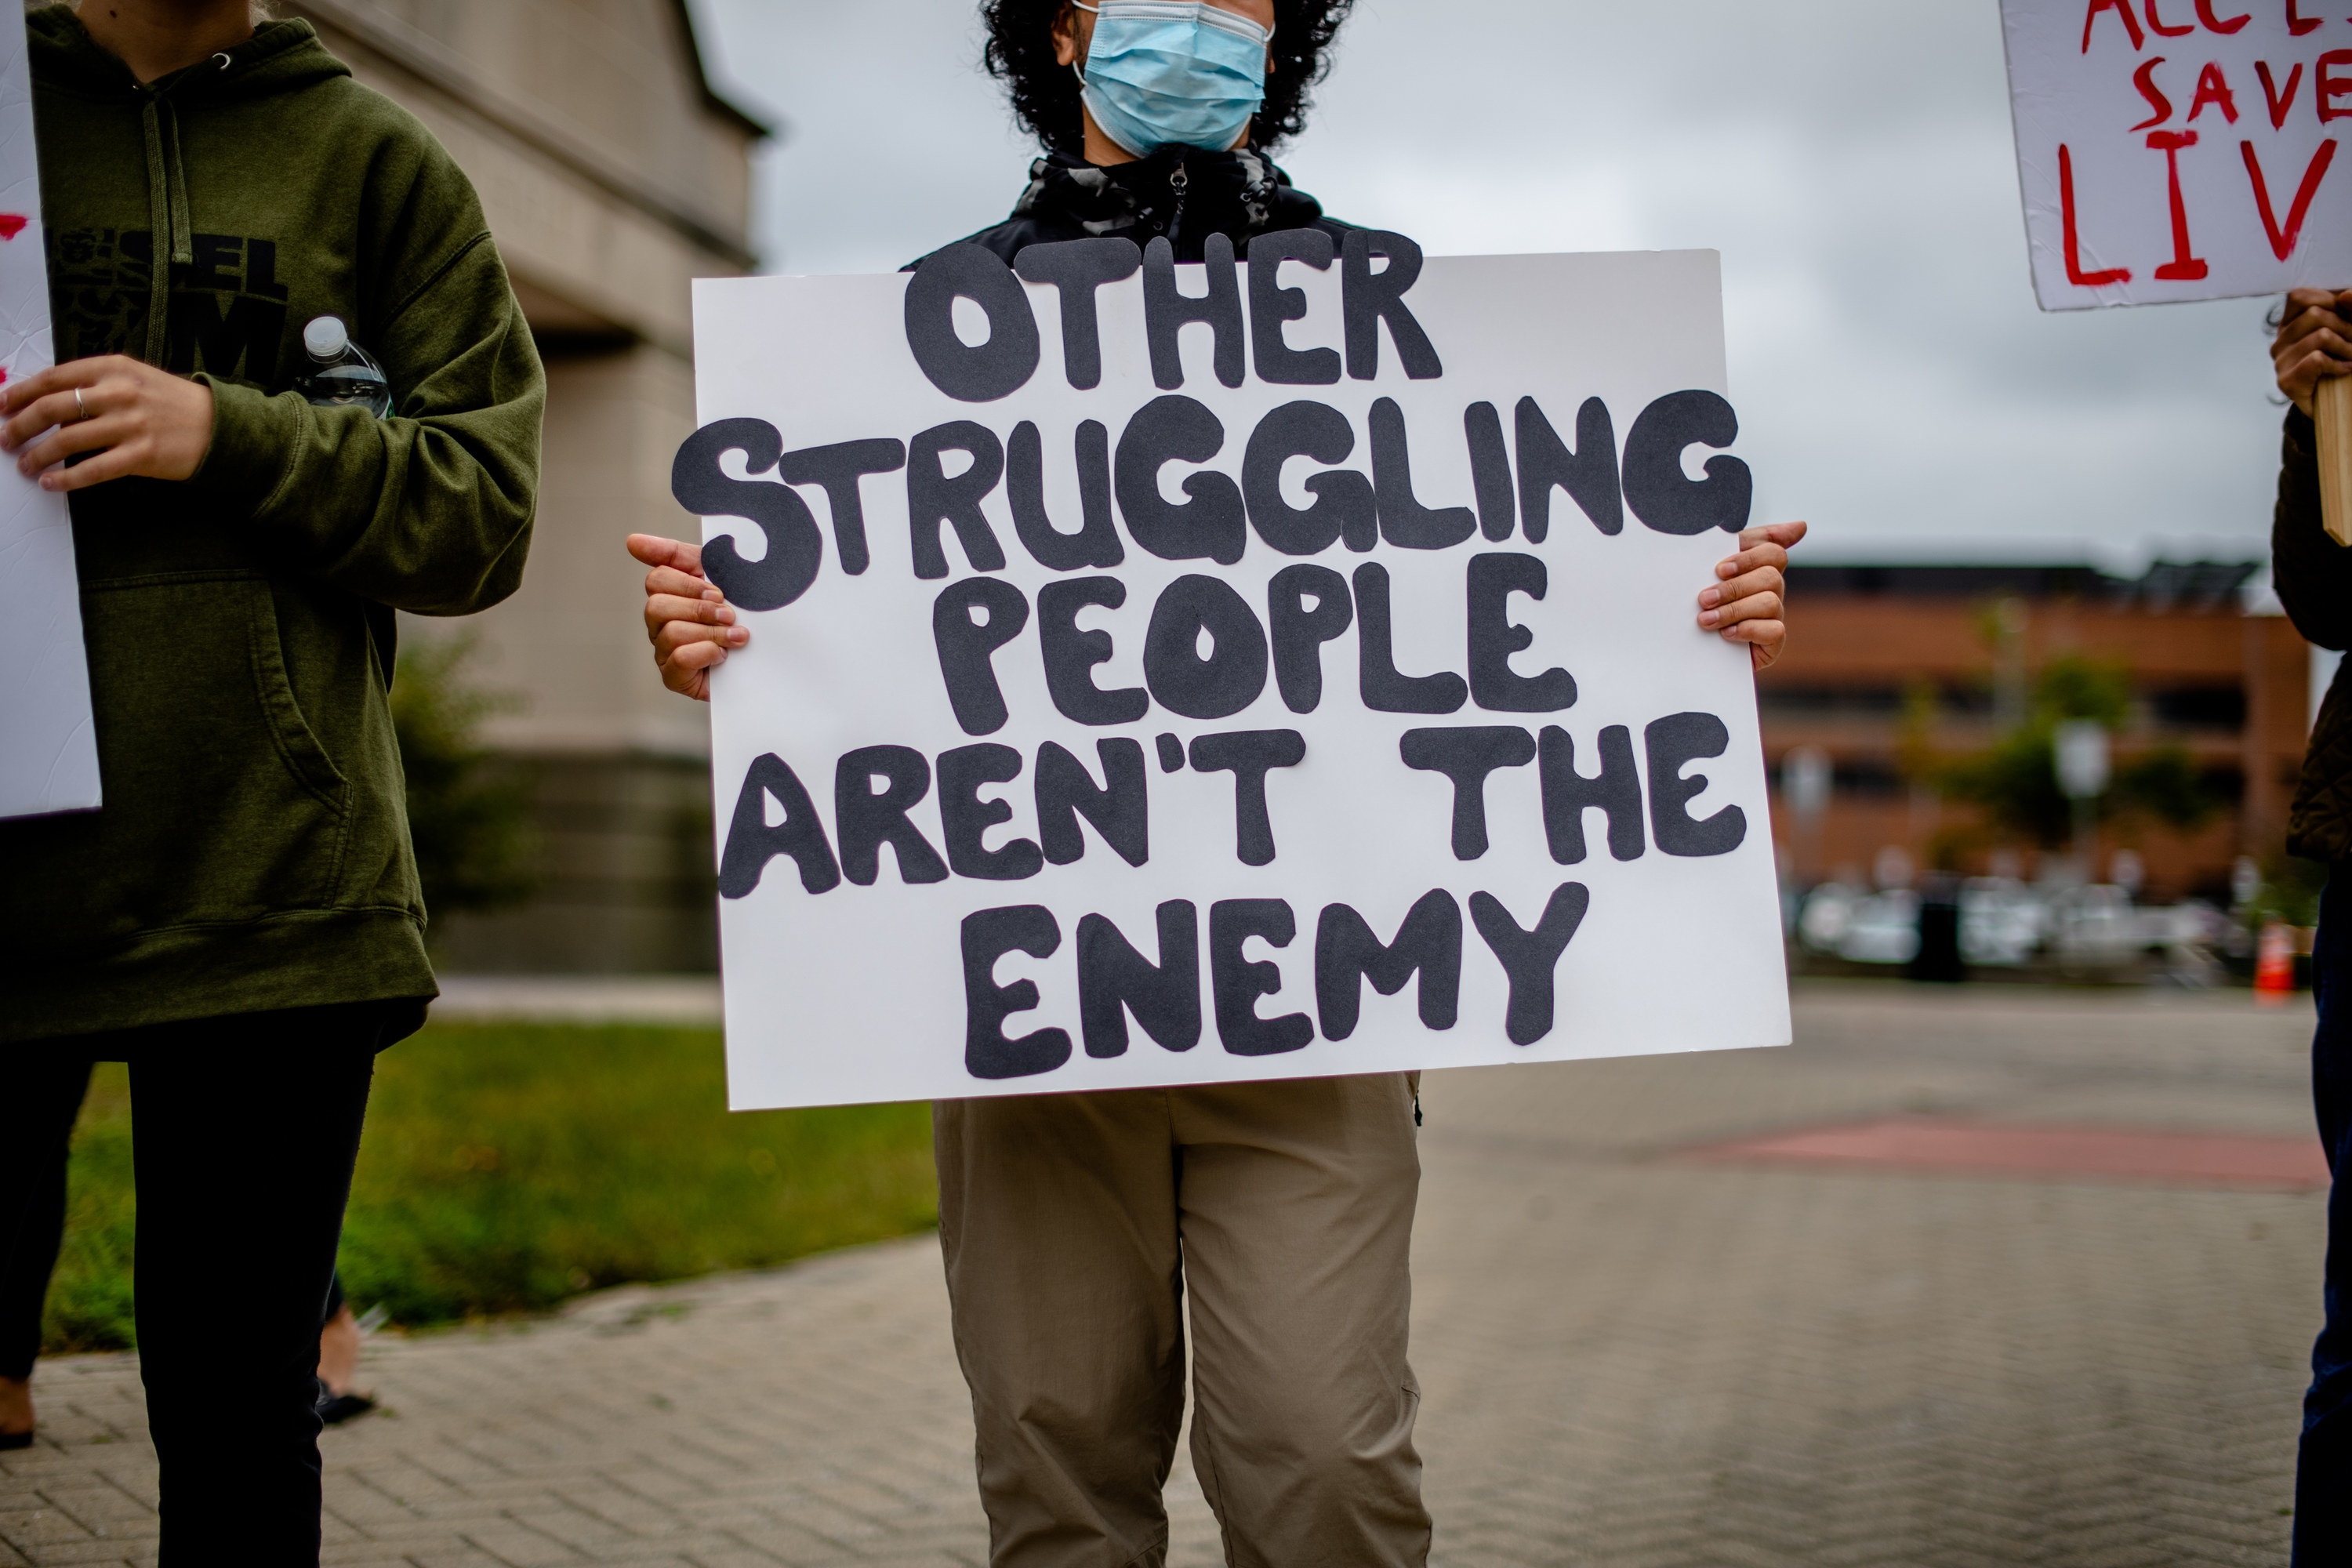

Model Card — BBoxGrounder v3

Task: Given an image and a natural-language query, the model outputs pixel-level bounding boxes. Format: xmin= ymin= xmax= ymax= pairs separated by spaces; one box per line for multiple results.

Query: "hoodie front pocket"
xmin=244 ymin=576 xmax=347 ymax=808
xmin=0 ymin=572 xmax=354 ymax=953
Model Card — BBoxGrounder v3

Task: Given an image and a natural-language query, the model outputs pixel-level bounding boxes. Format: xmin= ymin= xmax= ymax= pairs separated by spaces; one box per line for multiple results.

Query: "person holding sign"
xmin=0 ymin=0 xmax=542 ymax=1559
xmin=2271 ymin=286 xmax=2352 ymax=1563
xmin=1997 ymin=9 xmax=2352 ymax=1554
xmin=637 ymin=4 xmax=1802 ymax=1564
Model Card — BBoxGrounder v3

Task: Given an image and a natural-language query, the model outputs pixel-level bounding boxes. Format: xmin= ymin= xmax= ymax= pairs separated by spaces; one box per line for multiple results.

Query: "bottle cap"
xmin=303 ymin=316 xmax=350 ymax=361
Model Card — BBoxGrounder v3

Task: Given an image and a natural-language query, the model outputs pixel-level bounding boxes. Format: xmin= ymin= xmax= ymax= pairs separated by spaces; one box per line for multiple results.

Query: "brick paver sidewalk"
xmin=0 ymin=983 xmax=2323 ymax=1566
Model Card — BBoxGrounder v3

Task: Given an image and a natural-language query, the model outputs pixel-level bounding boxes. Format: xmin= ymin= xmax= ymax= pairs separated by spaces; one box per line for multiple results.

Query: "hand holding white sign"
xmin=0 ymin=354 xmax=216 ymax=492
xmin=630 ymin=534 xmax=750 ymax=700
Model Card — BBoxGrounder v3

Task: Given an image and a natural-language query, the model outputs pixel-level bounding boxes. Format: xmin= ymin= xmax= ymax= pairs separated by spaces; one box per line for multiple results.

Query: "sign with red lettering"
xmin=2002 ymin=0 xmax=2352 ymax=307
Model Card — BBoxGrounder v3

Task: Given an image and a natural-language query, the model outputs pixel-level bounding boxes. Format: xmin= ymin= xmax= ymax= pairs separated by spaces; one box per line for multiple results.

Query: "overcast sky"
xmin=689 ymin=0 xmax=2288 ymax=571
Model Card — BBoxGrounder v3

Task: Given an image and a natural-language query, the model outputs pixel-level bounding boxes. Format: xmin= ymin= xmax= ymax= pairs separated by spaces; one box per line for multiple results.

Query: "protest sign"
xmin=681 ymin=239 xmax=1790 ymax=1111
xmin=0 ymin=3 xmax=98 ymax=822
xmin=2001 ymin=2 xmax=2352 ymax=537
xmin=2001 ymin=0 xmax=2352 ymax=308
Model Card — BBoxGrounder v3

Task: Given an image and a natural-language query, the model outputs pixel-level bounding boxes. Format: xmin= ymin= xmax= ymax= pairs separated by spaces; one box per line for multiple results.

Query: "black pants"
xmin=2302 ymin=873 xmax=2352 ymax=1561
xmin=3 ymin=1073 xmax=351 ymax=1377
xmin=0 ymin=1055 xmax=91 ymax=1381
xmin=0 ymin=1004 xmax=405 ymax=1567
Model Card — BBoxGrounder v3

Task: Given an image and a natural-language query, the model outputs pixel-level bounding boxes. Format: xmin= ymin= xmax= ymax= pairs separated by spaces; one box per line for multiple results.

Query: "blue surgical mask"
xmin=1074 ymin=2 xmax=1271 ymax=158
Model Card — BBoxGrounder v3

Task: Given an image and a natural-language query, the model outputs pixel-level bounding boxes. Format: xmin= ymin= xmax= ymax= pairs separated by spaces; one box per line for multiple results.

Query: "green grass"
xmin=43 ymin=1067 xmax=136 ymax=1356
xmin=41 ymin=1022 xmax=939 ymax=1355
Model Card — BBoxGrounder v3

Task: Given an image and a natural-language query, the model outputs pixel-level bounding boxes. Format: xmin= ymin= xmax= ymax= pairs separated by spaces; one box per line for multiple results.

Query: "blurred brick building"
xmin=1761 ymin=562 xmax=2315 ymax=902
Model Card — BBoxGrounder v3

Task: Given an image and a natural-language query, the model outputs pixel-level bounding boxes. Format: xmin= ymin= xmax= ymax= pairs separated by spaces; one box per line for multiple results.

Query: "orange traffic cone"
xmin=2256 ymin=921 xmax=2297 ymax=1007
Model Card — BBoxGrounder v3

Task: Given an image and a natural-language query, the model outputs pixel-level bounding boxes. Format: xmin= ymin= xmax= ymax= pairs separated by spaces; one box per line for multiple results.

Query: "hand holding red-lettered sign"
xmin=2274 ymin=285 xmax=2352 ymax=412
xmin=2002 ymin=0 xmax=2352 ymax=307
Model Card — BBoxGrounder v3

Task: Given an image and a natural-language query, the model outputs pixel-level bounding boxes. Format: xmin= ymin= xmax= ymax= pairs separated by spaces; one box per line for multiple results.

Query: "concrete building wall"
xmin=463 ymin=346 xmax=708 ymax=760
xmin=350 ymin=0 xmax=756 ymax=249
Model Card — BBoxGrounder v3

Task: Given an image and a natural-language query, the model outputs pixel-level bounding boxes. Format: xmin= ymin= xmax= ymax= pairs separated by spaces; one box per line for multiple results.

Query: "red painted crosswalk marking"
xmin=1682 ymin=1116 xmax=2331 ymax=1191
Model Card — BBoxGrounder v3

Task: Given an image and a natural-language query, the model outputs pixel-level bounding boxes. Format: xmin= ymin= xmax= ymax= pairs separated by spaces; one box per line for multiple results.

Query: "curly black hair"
xmin=982 ymin=0 xmax=1357 ymax=154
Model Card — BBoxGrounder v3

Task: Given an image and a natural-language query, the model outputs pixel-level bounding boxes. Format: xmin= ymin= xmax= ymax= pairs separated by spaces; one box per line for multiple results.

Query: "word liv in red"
xmin=2146 ymin=130 xmax=2210 ymax=280
xmin=2059 ymin=144 xmax=2132 ymax=285
xmin=2243 ymin=138 xmax=2339 ymax=259
xmin=0 ymin=215 xmax=27 ymax=241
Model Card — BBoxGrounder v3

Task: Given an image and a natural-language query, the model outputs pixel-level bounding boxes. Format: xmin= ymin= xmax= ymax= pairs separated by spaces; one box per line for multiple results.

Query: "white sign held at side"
xmin=0 ymin=2 xmax=99 ymax=821
xmin=685 ymin=241 xmax=1791 ymax=1112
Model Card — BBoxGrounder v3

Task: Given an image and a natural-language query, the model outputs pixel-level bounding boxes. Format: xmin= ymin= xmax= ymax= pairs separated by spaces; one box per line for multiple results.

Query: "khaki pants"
xmin=935 ymin=1074 xmax=1430 ymax=1568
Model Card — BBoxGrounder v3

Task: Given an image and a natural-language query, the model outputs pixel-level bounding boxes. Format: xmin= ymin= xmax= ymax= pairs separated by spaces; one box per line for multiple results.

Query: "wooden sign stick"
xmin=2319 ymin=375 xmax=2352 ymax=546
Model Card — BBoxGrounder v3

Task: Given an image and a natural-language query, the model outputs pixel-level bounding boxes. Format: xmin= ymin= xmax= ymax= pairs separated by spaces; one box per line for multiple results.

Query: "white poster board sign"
xmin=0 ymin=4 xmax=98 ymax=819
xmin=684 ymin=240 xmax=1790 ymax=1111
xmin=2002 ymin=0 xmax=2352 ymax=307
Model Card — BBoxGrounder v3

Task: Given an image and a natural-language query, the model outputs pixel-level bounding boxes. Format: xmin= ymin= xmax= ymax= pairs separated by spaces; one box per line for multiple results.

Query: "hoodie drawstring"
xmin=136 ymin=93 xmax=193 ymax=367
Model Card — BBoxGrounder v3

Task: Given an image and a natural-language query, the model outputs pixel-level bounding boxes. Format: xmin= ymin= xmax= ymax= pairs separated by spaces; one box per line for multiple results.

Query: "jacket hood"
xmin=28 ymin=6 xmax=350 ymax=102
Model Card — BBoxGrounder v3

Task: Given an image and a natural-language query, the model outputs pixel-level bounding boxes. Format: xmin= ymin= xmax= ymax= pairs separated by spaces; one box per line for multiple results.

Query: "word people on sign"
xmin=684 ymin=241 xmax=1790 ymax=1112
xmin=2002 ymin=0 xmax=2352 ymax=306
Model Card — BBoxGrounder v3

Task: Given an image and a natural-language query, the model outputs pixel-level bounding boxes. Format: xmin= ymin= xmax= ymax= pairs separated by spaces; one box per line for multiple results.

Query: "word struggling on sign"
xmin=681 ymin=237 xmax=1790 ymax=1110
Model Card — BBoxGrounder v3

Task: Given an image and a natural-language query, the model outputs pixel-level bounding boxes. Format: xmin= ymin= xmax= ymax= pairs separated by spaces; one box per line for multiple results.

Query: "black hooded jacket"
xmin=912 ymin=145 xmax=1354 ymax=269
xmin=2274 ymin=408 xmax=2352 ymax=861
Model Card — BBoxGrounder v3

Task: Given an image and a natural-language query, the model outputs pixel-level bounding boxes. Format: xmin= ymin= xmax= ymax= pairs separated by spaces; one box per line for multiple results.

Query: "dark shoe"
xmin=0 ymin=1431 xmax=31 ymax=1451
xmin=317 ymin=1392 xmax=376 ymax=1427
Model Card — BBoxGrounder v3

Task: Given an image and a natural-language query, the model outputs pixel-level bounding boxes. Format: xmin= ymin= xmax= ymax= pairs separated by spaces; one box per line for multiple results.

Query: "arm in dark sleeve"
xmin=183 ymin=154 xmax=545 ymax=617
xmin=2274 ymin=405 xmax=2352 ymax=650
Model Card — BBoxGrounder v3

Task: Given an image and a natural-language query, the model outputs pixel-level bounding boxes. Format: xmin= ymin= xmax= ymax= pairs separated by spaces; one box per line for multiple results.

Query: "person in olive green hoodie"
xmin=0 ymin=1 xmax=542 ymax=1558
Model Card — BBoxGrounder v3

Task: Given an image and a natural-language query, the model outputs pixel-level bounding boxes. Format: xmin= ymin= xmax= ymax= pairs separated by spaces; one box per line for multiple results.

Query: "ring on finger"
xmin=73 ymin=387 xmax=90 ymax=422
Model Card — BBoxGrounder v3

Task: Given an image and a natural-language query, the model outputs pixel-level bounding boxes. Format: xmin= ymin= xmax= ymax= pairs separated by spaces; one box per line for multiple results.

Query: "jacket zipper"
xmin=1167 ymin=162 xmax=1187 ymax=249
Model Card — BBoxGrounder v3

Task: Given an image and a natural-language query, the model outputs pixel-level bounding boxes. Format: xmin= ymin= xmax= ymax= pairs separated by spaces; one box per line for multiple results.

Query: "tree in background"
xmin=1925 ymin=654 xmax=2223 ymax=851
xmin=2246 ymin=855 xmax=2327 ymax=931
xmin=390 ymin=635 xmax=536 ymax=926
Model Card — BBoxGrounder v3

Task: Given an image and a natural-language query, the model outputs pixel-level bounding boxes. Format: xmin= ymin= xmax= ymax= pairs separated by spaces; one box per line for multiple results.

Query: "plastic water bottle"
xmin=294 ymin=315 xmax=392 ymax=418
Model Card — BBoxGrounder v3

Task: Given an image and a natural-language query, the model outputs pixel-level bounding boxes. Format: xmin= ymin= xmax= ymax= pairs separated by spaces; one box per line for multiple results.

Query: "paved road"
xmin=0 ymin=984 xmax=2325 ymax=1566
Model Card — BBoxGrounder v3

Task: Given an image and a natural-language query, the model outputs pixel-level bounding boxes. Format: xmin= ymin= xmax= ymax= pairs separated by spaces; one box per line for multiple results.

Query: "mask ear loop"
xmin=1072 ymin=2 xmax=1098 ymax=87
